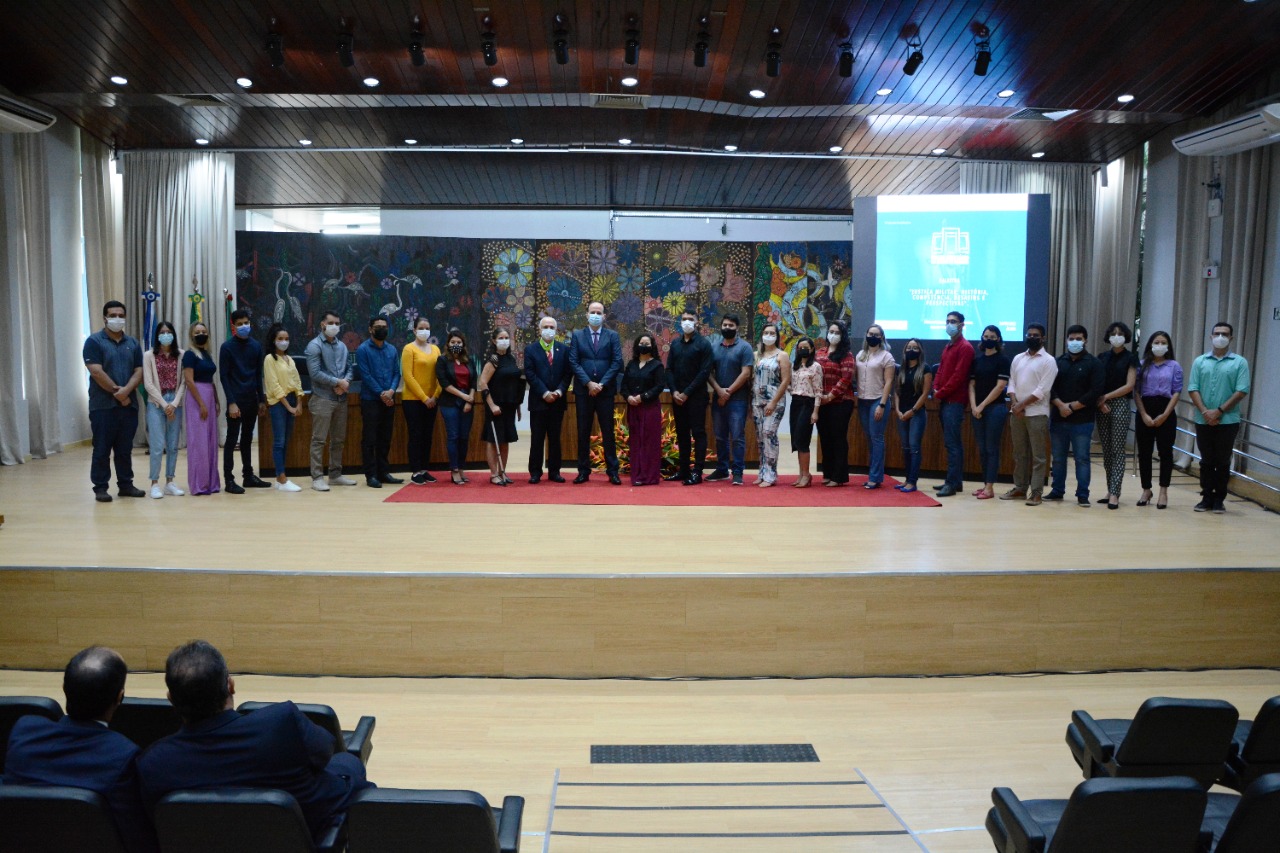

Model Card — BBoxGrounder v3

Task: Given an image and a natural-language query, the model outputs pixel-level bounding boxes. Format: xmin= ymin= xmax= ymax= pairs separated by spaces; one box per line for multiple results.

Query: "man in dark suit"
xmin=137 ymin=641 xmax=373 ymax=843
xmin=568 ymin=301 xmax=624 ymax=485
xmin=525 ymin=314 xmax=572 ymax=483
xmin=3 ymin=646 xmax=158 ymax=853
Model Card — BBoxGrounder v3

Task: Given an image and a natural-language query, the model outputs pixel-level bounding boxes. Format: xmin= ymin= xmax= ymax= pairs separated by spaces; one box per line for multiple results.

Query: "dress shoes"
xmin=663 ymin=471 xmax=686 ymax=482
xmin=94 ymin=492 xmax=112 ymax=503
xmin=381 ymin=474 xmax=404 ymax=485
xmin=118 ymin=485 xmax=146 ymax=498
xmin=547 ymin=473 xmax=566 ymax=483
xmin=528 ymin=474 xmax=542 ymax=484
xmin=609 ymin=474 xmax=622 ymax=485
xmin=366 ymin=477 xmax=382 ymax=488
xmin=936 ymin=485 xmax=958 ymax=497
xmin=225 ymin=480 xmax=245 ymax=494
xmin=573 ymin=473 xmax=590 ymax=484
xmin=243 ymin=474 xmax=272 ymax=489
xmin=683 ymin=473 xmax=703 ymax=486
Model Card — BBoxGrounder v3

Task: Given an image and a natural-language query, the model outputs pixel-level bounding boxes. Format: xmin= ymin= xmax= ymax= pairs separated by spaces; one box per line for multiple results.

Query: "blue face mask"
xmin=158 ymin=333 xmax=174 ymax=346
xmin=945 ymin=322 xmax=960 ymax=336
xmin=587 ymin=313 xmax=604 ymax=328
xmin=234 ymin=324 xmax=252 ymax=339
xmin=1066 ymin=339 xmax=1085 ymax=354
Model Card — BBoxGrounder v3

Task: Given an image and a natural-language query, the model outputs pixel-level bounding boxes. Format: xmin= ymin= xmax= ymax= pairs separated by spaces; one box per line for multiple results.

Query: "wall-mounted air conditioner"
xmin=1173 ymin=104 xmax=1280 ymax=156
xmin=0 ymin=94 xmax=56 ymax=133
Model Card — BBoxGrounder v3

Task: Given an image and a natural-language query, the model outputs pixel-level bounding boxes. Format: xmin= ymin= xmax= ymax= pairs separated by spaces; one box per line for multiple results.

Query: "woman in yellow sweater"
xmin=402 ymin=316 xmax=443 ymax=485
xmin=263 ymin=323 xmax=304 ymax=492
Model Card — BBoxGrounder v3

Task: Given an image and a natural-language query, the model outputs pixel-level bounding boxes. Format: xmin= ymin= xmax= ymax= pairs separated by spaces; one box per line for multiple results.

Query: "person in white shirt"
xmin=1001 ymin=323 xmax=1059 ymax=506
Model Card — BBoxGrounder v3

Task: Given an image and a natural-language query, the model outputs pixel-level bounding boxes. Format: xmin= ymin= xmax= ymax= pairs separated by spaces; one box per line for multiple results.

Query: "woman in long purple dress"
xmin=622 ymin=332 xmax=667 ymax=486
xmin=182 ymin=322 xmax=221 ymax=495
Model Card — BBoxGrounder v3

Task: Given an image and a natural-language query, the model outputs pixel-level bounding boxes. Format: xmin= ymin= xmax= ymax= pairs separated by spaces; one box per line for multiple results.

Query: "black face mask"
xmin=637 ymin=343 xmax=654 ymax=354
xmin=1026 ymin=336 xmax=1042 ymax=351
xmin=866 ymin=335 xmax=882 ymax=347
xmin=904 ymin=349 xmax=920 ymax=360
xmin=193 ymin=333 xmax=209 ymax=346
xmin=797 ymin=348 xmax=812 ymax=359
xmin=983 ymin=339 xmax=999 ymax=350
xmin=449 ymin=343 xmax=463 ymax=354
xmin=721 ymin=327 xmax=737 ymax=339
xmin=372 ymin=327 xmax=388 ymax=341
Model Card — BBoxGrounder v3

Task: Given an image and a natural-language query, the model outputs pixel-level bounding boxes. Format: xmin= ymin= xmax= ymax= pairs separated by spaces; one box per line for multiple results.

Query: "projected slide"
xmin=874 ymin=194 xmax=1028 ymax=340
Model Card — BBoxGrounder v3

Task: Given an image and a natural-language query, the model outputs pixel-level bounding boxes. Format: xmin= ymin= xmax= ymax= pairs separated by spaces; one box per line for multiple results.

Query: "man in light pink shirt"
xmin=1002 ymin=323 xmax=1059 ymax=505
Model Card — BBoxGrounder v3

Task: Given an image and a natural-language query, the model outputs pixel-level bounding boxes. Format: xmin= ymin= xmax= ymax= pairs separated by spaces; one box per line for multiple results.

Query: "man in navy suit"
xmin=137 ymin=640 xmax=373 ymax=843
xmin=525 ymin=314 xmax=572 ymax=483
xmin=568 ymin=301 xmax=624 ymax=485
xmin=3 ymin=646 xmax=158 ymax=853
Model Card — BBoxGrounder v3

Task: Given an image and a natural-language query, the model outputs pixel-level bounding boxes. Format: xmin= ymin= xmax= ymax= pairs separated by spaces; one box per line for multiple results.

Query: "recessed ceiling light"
xmin=492 ymin=76 xmax=510 ymax=87
xmin=876 ymin=87 xmax=893 ymax=96
xmin=1031 ymin=151 xmax=1045 ymax=158
xmin=618 ymin=138 xmax=632 ymax=145
xmin=931 ymin=148 xmax=947 ymax=155
xmin=363 ymin=77 xmax=380 ymax=88
xmin=404 ymin=138 xmax=418 ymax=145
xmin=1117 ymin=93 xmax=1135 ymax=103
xmin=299 ymin=139 xmax=312 ymax=146
xmin=748 ymin=89 xmax=766 ymax=99
xmin=724 ymin=144 xmax=738 ymax=152
xmin=510 ymin=137 xmax=524 ymax=144
xmin=236 ymin=77 xmax=253 ymax=89
xmin=829 ymin=145 xmax=843 ymax=153
xmin=621 ymin=76 xmax=638 ymax=87
xmin=110 ymin=75 xmax=127 ymax=85
xmin=195 ymin=138 xmax=210 ymax=146
xmin=997 ymin=89 xmax=1015 ymax=98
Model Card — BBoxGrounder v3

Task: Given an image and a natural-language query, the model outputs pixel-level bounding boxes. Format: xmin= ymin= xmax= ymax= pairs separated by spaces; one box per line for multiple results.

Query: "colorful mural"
xmin=234 ymin=233 xmax=852 ymax=365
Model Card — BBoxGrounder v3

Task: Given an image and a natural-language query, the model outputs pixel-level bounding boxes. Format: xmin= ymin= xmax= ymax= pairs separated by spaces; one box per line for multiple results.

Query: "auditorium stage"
xmin=2 ymin=443 xmax=1278 ymax=678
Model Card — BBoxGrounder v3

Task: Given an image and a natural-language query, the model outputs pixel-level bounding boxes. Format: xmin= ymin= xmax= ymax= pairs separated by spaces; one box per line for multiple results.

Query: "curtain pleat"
xmin=81 ymin=134 xmax=123 ymax=313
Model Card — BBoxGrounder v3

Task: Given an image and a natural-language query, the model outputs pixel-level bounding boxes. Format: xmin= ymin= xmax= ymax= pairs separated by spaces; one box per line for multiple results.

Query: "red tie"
xmin=547 ymin=347 xmax=553 ymax=365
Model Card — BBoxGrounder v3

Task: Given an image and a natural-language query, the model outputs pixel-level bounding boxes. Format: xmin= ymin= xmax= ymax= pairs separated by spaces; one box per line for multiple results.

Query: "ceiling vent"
xmin=591 ymin=93 xmax=649 ymax=110
xmin=0 ymin=94 xmax=56 ymax=132
xmin=158 ymin=94 xmax=230 ymax=108
xmin=1006 ymin=107 xmax=1078 ymax=121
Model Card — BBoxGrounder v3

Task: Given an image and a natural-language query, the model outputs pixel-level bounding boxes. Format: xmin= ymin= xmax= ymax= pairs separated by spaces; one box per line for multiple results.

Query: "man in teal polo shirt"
xmin=1188 ymin=322 xmax=1251 ymax=514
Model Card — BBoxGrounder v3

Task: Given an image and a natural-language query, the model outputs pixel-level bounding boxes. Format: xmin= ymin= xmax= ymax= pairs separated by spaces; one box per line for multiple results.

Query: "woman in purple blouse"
xmin=1134 ymin=331 xmax=1182 ymax=509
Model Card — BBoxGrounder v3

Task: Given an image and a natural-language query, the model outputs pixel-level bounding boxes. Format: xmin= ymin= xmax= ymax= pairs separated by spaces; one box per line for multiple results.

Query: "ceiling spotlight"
xmin=694 ymin=17 xmax=710 ymax=68
xmin=195 ymin=138 xmax=210 ymax=146
xmin=973 ymin=25 xmax=991 ymax=76
xmin=621 ymin=76 xmax=638 ymax=87
xmin=492 ymin=76 xmax=509 ymax=87
xmin=110 ymin=75 xmax=127 ymax=85
xmin=902 ymin=31 xmax=924 ymax=76
xmin=1117 ymin=93 xmax=1135 ymax=103
xmin=749 ymin=88 xmax=766 ymax=99
xmin=299 ymin=139 xmax=312 ymax=146
xmin=838 ymin=43 xmax=854 ymax=78
xmin=236 ymin=77 xmax=254 ymax=88
xmin=409 ymin=21 xmax=426 ymax=67
xmin=481 ymin=17 xmax=498 ymax=66
xmin=997 ymin=89 xmax=1015 ymax=98
xmin=618 ymin=138 xmax=632 ymax=145
xmin=765 ymin=27 xmax=782 ymax=78
xmin=1031 ymin=151 xmax=1045 ymax=158
xmin=724 ymin=144 xmax=738 ymax=152
xmin=553 ymin=14 xmax=569 ymax=65
xmin=511 ymin=138 xmax=524 ymax=144
xmin=931 ymin=147 xmax=947 ymax=155
xmin=404 ymin=138 xmax=418 ymax=145
xmin=363 ymin=77 xmax=379 ymax=87
xmin=625 ymin=15 xmax=640 ymax=65
xmin=829 ymin=145 xmax=843 ymax=153
xmin=337 ymin=29 xmax=355 ymax=68
xmin=876 ymin=87 xmax=893 ymax=96
xmin=266 ymin=28 xmax=285 ymax=68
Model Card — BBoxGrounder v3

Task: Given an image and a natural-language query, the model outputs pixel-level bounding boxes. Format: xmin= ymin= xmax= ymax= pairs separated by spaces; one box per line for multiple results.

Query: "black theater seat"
xmin=1201 ymin=773 xmax=1280 ymax=853
xmin=109 ymin=696 xmax=182 ymax=749
xmin=0 ymin=784 xmax=128 ymax=853
xmin=1222 ymin=696 xmax=1280 ymax=792
xmin=347 ymin=788 xmax=524 ymax=853
xmin=154 ymin=788 xmax=343 ymax=853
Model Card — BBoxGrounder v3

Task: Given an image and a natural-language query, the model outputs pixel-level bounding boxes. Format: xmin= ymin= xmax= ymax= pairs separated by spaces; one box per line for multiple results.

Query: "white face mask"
xmin=275 ymin=339 xmax=290 ymax=351
xmin=827 ymin=332 xmax=841 ymax=345
xmin=761 ymin=334 xmax=777 ymax=346
xmin=106 ymin=317 xmax=126 ymax=333
xmin=324 ymin=323 xmax=340 ymax=338
xmin=681 ymin=319 xmax=696 ymax=334
xmin=415 ymin=328 xmax=431 ymax=342
xmin=541 ymin=327 xmax=556 ymax=341
xmin=1212 ymin=334 xmax=1230 ymax=350
xmin=496 ymin=338 xmax=510 ymax=351
xmin=1150 ymin=344 xmax=1169 ymax=357
xmin=1109 ymin=335 xmax=1126 ymax=348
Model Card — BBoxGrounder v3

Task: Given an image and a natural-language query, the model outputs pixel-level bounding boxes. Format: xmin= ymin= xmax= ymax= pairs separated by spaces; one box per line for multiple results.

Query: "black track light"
xmin=624 ymin=15 xmax=639 ymax=65
xmin=553 ymin=14 xmax=569 ymax=65
xmin=973 ymin=26 xmax=991 ymax=76
xmin=337 ymin=32 xmax=354 ymax=68
xmin=974 ymin=47 xmax=991 ymax=76
xmin=838 ymin=42 xmax=853 ymax=78
xmin=902 ymin=34 xmax=924 ymax=76
xmin=266 ymin=31 xmax=284 ymax=68
xmin=693 ymin=16 xmax=709 ymax=68
xmin=765 ymin=27 xmax=781 ymax=78
xmin=409 ymin=18 xmax=426 ymax=67
xmin=481 ymin=33 xmax=497 ymax=66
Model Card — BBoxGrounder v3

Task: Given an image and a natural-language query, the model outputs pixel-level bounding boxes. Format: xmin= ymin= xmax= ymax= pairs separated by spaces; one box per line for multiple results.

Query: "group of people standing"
xmin=84 ymin=300 xmax=1251 ymax=510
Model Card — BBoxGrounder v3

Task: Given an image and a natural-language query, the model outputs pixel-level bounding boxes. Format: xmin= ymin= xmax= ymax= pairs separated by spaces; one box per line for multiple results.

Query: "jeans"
xmin=223 ymin=397 xmax=259 ymax=479
xmin=940 ymin=402 xmax=967 ymax=489
xmin=90 ymin=406 xmax=138 ymax=492
xmin=146 ymin=392 xmax=182 ymax=480
xmin=711 ymin=398 xmax=748 ymax=476
xmin=359 ymin=398 xmax=396 ymax=479
xmin=857 ymin=399 xmax=888 ymax=484
xmin=896 ymin=410 xmax=927 ymax=486
xmin=672 ymin=397 xmax=709 ymax=475
xmin=269 ymin=397 xmax=296 ymax=477
xmin=1051 ymin=420 xmax=1094 ymax=498
xmin=971 ymin=402 xmax=1008 ymax=484
xmin=440 ymin=403 xmax=473 ymax=470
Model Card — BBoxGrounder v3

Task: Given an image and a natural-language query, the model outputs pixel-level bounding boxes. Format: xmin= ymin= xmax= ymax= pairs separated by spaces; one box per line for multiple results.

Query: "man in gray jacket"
xmin=304 ymin=311 xmax=357 ymax=491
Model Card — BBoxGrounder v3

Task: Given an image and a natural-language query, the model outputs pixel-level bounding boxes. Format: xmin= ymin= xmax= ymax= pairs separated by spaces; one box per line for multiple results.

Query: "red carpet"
xmin=383 ymin=474 xmax=941 ymax=508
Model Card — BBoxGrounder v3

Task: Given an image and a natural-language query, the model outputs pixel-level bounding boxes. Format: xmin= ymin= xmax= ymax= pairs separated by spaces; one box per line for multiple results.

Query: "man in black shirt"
xmin=1047 ymin=324 xmax=1105 ymax=506
xmin=664 ymin=310 xmax=714 ymax=484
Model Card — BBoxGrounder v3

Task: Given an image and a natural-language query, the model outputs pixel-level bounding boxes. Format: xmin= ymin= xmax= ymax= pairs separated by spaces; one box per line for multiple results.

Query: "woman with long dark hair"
xmin=143 ymin=320 xmax=185 ymax=498
xmin=815 ymin=321 xmax=856 ymax=486
xmin=622 ymin=332 xmax=667 ymax=486
xmin=435 ymin=328 xmax=479 ymax=485
xmin=1134 ymin=330 xmax=1182 ymax=510
xmin=182 ymin=322 xmax=220 ymax=495
xmin=855 ymin=323 xmax=895 ymax=489
xmin=401 ymin=315 xmax=441 ymax=485
xmin=788 ymin=336 xmax=822 ymax=488
xmin=894 ymin=338 xmax=932 ymax=493
xmin=1096 ymin=321 xmax=1138 ymax=509
xmin=263 ymin=322 xmax=304 ymax=492
xmin=478 ymin=326 xmax=524 ymax=485
xmin=969 ymin=325 xmax=1010 ymax=499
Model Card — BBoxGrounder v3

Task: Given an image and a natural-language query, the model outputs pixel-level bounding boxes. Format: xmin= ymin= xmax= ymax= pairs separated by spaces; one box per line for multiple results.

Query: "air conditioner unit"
xmin=1173 ymin=104 xmax=1280 ymax=156
xmin=0 ymin=94 xmax=56 ymax=133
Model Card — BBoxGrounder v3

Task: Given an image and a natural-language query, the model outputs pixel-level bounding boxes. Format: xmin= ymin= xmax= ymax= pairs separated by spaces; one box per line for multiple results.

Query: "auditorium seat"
xmin=1222 ymin=696 xmax=1280 ymax=792
xmin=0 ymin=784 xmax=128 ymax=853
xmin=0 ymin=696 xmax=62 ymax=773
xmin=1201 ymin=774 xmax=1280 ymax=853
xmin=985 ymin=776 xmax=1209 ymax=853
xmin=236 ymin=701 xmax=376 ymax=765
xmin=154 ymin=788 xmax=344 ymax=853
xmin=346 ymin=788 xmax=524 ymax=853
xmin=109 ymin=696 xmax=182 ymax=749
xmin=1065 ymin=697 xmax=1238 ymax=787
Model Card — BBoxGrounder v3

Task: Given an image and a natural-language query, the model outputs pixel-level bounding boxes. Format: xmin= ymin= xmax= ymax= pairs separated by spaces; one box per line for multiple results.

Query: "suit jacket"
xmin=137 ymin=702 xmax=362 ymax=841
xmin=4 ymin=715 xmax=158 ymax=853
xmin=524 ymin=340 xmax=572 ymax=411
xmin=567 ymin=327 xmax=623 ymax=396
xmin=434 ymin=354 xmax=482 ymax=409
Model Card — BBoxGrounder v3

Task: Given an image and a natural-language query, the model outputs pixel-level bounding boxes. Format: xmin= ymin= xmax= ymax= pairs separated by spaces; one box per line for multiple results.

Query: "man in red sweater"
xmin=931 ymin=311 xmax=975 ymax=496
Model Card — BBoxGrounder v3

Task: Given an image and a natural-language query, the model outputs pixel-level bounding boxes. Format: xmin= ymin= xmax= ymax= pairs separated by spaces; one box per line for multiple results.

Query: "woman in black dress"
xmin=478 ymin=326 xmax=525 ymax=485
xmin=622 ymin=332 xmax=667 ymax=486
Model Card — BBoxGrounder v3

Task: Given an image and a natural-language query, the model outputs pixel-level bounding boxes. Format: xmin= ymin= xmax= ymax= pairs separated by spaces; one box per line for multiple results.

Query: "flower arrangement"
xmin=588 ymin=409 xmax=716 ymax=475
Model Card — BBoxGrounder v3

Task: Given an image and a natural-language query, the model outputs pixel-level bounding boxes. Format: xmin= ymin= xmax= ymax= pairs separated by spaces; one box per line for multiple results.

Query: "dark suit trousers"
xmin=577 ymin=391 xmax=618 ymax=476
xmin=529 ymin=400 xmax=567 ymax=476
xmin=1195 ymin=422 xmax=1239 ymax=505
xmin=672 ymin=396 xmax=708 ymax=475
xmin=360 ymin=398 xmax=396 ymax=479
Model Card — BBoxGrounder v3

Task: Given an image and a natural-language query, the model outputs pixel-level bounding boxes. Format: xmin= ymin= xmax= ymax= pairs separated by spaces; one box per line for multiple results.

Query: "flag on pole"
xmin=188 ymin=274 xmax=204 ymax=325
xmin=141 ymin=273 xmax=160 ymax=347
xmin=223 ymin=289 xmax=234 ymax=340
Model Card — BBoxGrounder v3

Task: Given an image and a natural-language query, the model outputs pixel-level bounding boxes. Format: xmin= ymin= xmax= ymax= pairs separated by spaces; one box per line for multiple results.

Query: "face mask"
xmin=905 ymin=348 xmax=920 ymax=359
xmin=324 ymin=323 xmax=340 ymax=338
xmin=637 ymin=343 xmax=654 ymax=354
xmin=193 ymin=333 xmax=209 ymax=346
xmin=372 ymin=327 xmax=388 ymax=341
xmin=827 ymin=332 xmax=841 ymax=345
xmin=275 ymin=339 xmax=290 ymax=351
xmin=680 ymin=319 xmax=696 ymax=334
xmin=541 ymin=327 xmax=556 ymax=341
xmin=1066 ymin=339 xmax=1085 ymax=354
xmin=721 ymin=327 xmax=737 ymax=339
xmin=415 ymin=328 xmax=431 ymax=342
xmin=946 ymin=322 xmax=960 ymax=336
xmin=496 ymin=338 xmax=510 ymax=351
xmin=158 ymin=332 xmax=174 ymax=347
xmin=587 ymin=312 xmax=604 ymax=328
xmin=762 ymin=334 xmax=777 ymax=346
xmin=1150 ymin=344 xmax=1168 ymax=357
xmin=1212 ymin=334 xmax=1230 ymax=350
xmin=797 ymin=348 xmax=812 ymax=359
xmin=106 ymin=317 xmax=126 ymax=333
xmin=1026 ymin=336 xmax=1042 ymax=351
xmin=866 ymin=335 xmax=882 ymax=348
xmin=234 ymin=323 xmax=252 ymax=339
xmin=983 ymin=339 xmax=999 ymax=350
xmin=449 ymin=342 xmax=463 ymax=354
xmin=1109 ymin=335 xmax=1126 ymax=348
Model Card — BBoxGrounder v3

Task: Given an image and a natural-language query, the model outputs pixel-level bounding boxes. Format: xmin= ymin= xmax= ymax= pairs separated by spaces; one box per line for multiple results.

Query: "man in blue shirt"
xmin=707 ymin=313 xmax=754 ymax=485
xmin=355 ymin=314 xmax=403 ymax=488
xmin=218 ymin=309 xmax=270 ymax=493
xmin=83 ymin=301 xmax=145 ymax=502
xmin=1188 ymin=321 xmax=1251 ymax=513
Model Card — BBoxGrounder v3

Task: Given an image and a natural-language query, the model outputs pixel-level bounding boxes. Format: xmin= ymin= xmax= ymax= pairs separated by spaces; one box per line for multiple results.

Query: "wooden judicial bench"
xmin=259 ymin=392 xmax=1021 ymax=478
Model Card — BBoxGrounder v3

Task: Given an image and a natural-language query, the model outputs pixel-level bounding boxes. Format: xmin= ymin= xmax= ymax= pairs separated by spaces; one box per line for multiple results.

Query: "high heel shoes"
xmin=1136 ymin=490 xmax=1152 ymax=507
xmin=451 ymin=470 xmax=465 ymax=485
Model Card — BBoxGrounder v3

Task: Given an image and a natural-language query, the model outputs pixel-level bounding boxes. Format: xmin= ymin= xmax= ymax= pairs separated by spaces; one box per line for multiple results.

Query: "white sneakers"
xmin=164 ymin=482 xmax=185 ymax=496
xmin=275 ymin=480 xmax=302 ymax=492
xmin=311 ymin=478 xmax=331 ymax=492
xmin=150 ymin=485 xmax=163 ymax=499
xmin=329 ymin=475 xmax=358 ymax=486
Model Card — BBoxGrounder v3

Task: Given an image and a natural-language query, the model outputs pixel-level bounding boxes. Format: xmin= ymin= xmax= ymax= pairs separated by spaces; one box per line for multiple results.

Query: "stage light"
xmin=409 ymin=28 xmax=426 ymax=66
xmin=724 ymin=144 xmax=738 ymax=152
xmin=749 ymin=88 xmax=766 ymax=99
xmin=625 ymin=16 xmax=640 ymax=65
xmin=765 ymin=27 xmax=782 ymax=78
xmin=492 ymin=76 xmax=509 ymax=87
xmin=876 ymin=87 xmax=892 ymax=96
xmin=363 ymin=77 xmax=379 ymax=87
xmin=337 ymin=32 xmax=355 ymax=68
xmin=838 ymin=43 xmax=853 ymax=78
xmin=694 ymin=17 xmax=710 ymax=68
xmin=903 ymin=48 xmax=923 ymax=76
xmin=973 ymin=25 xmax=991 ymax=77
xmin=621 ymin=76 xmax=638 ymax=87
xmin=236 ymin=77 xmax=253 ymax=88
xmin=997 ymin=89 xmax=1015 ymax=98
xmin=195 ymin=138 xmax=210 ymax=146
xmin=481 ymin=18 xmax=498 ymax=67
xmin=110 ymin=75 xmax=127 ymax=85
xmin=266 ymin=21 xmax=285 ymax=68
xmin=1117 ymin=93 xmax=1135 ymax=103
xmin=553 ymin=14 xmax=569 ymax=65
xmin=974 ymin=47 xmax=991 ymax=76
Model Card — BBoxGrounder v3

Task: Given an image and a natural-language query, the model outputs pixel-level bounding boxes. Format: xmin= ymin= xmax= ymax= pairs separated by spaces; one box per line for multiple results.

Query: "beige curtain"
xmin=1087 ymin=148 xmax=1144 ymax=341
xmin=81 ymin=134 xmax=123 ymax=313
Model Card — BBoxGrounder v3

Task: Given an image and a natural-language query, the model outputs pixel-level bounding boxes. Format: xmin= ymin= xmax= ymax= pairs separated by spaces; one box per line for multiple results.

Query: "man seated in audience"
xmin=3 ymin=646 xmax=158 ymax=853
xmin=137 ymin=640 xmax=373 ymax=842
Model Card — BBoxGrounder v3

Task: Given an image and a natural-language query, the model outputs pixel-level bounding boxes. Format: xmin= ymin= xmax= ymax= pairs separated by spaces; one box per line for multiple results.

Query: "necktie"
xmin=547 ymin=346 xmax=553 ymax=365
xmin=592 ymin=331 xmax=599 ymax=352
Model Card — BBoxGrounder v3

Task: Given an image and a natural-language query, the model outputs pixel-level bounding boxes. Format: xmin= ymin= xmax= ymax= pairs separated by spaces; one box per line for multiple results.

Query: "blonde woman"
xmin=752 ymin=323 xmax=791 ymax=486
xmin=402 ymin=316 xmax=442 ymax=484
xmin=894 ymin=339 xmax=932 ymax=493
xmin=182 ymin=323 xmax=220 ymax=495
xmin=855 ymin=323 xmax=895 ymax=489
